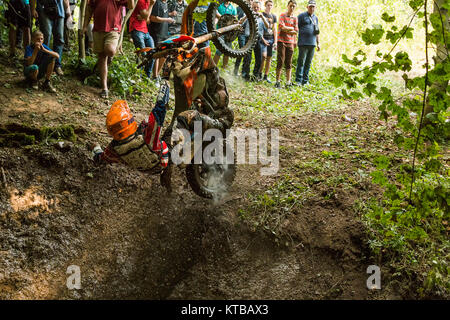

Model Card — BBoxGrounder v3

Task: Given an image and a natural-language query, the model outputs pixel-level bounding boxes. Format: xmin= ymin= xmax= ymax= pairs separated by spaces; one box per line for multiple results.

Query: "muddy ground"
xmin=0 ymin=51 xmax=411 ymax=300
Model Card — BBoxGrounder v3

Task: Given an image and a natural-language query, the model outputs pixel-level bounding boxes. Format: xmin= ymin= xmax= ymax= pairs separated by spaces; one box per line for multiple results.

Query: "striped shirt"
xmin=277 ymin=12 xmax=298 ymax=44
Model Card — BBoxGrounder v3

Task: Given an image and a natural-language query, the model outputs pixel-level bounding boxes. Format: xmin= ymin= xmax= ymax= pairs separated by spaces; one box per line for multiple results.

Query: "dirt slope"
xmin=0 ymin=52 xmax=397 ymax=300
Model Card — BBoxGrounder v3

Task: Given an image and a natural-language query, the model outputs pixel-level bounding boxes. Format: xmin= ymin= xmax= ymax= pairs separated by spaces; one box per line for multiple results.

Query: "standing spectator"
xmin=24 ymin=30 xmax=59 ymax=92
xmin=149 ymin=0 xmax=175 ymax=79
xmin=84 ymin=21 xmax=94 ymax=55
xmin=31 ymin=0 xmax=72 ymax=76
xmin=168 ymin=0 xmax=187 ymax=35
xmin=63 ymin=0 xmax=77 ymax=51
xmin=212 ymin=0 xmax=237 ymax=70
xmin=232 ymin=1 xmax=249 ymax=77
xmin=6 ymin=0 xmax=31 ymax=58
xmin=130 ymin=0 xmax=156 ymax=77
xmin=242 ymin=0 xmax=268 ymax=81
xmin=275 ymin=0 xmax=297 ymax=88
xmin=184 ymin=0 xmax=210 ymax=48
xmin=260 ymin=0 xmax=277 ymax=83
xmin=295 ymin=0 xmax=319 ymax=85
xmin=83 ymin=0 xmax=135 ymax=98
xmin=16 ymin=28 xmax=24 ymax=49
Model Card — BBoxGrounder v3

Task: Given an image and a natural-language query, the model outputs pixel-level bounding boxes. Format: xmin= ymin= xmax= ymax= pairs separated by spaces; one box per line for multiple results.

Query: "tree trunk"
xmin=424 ymin=0 xmax=449 ymax=118
xmin=78 ymin=0 xmax=87 ymax=60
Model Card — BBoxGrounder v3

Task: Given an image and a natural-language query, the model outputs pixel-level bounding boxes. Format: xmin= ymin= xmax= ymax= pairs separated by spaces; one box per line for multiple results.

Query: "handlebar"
xmin=137 ymin=23 xmax=243 ymax=59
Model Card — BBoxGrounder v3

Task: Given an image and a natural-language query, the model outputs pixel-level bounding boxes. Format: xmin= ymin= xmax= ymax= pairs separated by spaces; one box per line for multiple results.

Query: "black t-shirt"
xmin=262 ymin=12 xmax=277 ymax=39
xmin=149 ymin=0 xmax=169 ymax=42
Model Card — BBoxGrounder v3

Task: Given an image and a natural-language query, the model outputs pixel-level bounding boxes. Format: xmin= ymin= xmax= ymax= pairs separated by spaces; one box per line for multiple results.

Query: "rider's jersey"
xmin=94 ymin=85 xmax=170 ymax=170
xmin=94 ymin=115 xmax=169 ymax=170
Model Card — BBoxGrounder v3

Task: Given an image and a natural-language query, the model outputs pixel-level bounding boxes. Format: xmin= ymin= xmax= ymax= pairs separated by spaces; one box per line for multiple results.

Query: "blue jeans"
xmin=295 ymin=45 xmax=315 ymax=85
xmin=38 ymin=10 xmax=64 ymax=68
xmin=243 ymin=38 xmax=262 ymax=78
xmin=233 ymin=34 xmax=246 ymax=76
xmin=131 ymin=30 xmax=155 ymax=77
xmin=194 ymin=20 xmax=209 ymax=48
xmin=24 ymin=54 xmax=56 ymax=79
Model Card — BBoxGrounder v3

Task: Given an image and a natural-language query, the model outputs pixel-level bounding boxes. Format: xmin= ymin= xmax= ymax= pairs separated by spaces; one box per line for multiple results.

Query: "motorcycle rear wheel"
xmin=185 ymin=145 xmax=236 ymax=199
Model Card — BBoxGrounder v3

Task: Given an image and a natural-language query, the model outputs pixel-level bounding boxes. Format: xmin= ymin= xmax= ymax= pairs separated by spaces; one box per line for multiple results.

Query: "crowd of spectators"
xmin=1 ymin=0 xmax=320 ymax=95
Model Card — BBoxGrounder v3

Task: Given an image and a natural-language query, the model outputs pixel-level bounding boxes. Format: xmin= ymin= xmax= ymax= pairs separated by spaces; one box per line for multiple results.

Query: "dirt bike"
xmin=135 ymin=20 xmax=255 ymax=199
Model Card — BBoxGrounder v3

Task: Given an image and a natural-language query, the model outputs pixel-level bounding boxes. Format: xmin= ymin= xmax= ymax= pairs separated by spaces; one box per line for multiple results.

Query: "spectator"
xmin=6 ymin=0 xmax=31 ymax=58
xmin=63 ymin=0 xmax=77 ymax=51
xmin=212 ymin=0 xmax=237 ymax=70
xmin=149 ymin=0 xmax=175 ymax=80
xmin=184 ymin=0 xmax=210 ymax=48
xmin=16 ymin=28 xmax=24 ymax=49
xmin=295 ymin=0 xmax=319 ymax=85
xmin=168 ymin=0 xmax=187 ymax=35
xmin=85 ymin=21 xmax=94 ymax=55
xmin=130 ymin=0 xmax=156 ymax=77
xmin=31 ymin=0 xmax=72 ymax=76
xmin=233 ymin=0 xmax=252 ymax=77
xmin=275 ymin=0 xmax=298 ymax=88
xmin=242 ymin=0 xmax=268 ymax=81
xmin=83 ymin=0 xmax=135 ymax=98
xmin=24 ymin=30 xmax=59 ymax=92
xmin=260 ymin=0 xmax=277 ymax=83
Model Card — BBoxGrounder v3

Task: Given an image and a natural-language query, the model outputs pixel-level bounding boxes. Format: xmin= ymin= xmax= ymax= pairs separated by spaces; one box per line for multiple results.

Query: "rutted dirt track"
xmin=0 ymin=53 xmax=394 ymax=300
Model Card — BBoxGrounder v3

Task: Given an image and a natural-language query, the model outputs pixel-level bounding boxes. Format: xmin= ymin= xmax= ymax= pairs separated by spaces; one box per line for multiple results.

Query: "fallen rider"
xmin=91 ymin=80 xmax=171 ymax=188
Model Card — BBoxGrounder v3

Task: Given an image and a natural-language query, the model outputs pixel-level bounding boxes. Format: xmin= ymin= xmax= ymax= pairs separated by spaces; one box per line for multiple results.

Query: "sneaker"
xmin=264 ymin=75 xmax=272 ymax=84
xmin=286 ymin=82 xmax=293 ymax=89
xmin=274 ymin=81 xmax=281 ymax=88
xmin=55 ymin=67 xmax=64 ymax=76
xmin=42 ymin=80 xmax=57 ymax=93
xmin=100 ymin=89 xmax=109 ymax=98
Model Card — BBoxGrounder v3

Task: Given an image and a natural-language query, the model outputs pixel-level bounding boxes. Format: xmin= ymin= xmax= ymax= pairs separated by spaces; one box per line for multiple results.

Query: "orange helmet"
xmin=106 ymin=100 xmax=138 ymax=141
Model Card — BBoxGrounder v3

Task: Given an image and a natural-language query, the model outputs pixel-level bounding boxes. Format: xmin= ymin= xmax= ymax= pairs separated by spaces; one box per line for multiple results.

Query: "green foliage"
xmin=240 ymin=175 xmax=311 ymax=237
xmin=330 ymin=0 xmax=449 ymax=296
xmin=0 ymin=133 xmax=35 ymax=147
xmin=40 ymin=125 xmax=77 ymax=143
xmin=108 ymin=54 xmax=154 ymax=98
xmin=64 ymin=41 xmax=155 ymax=99
xmin=362 ymin=25 xmax=385 ymax=45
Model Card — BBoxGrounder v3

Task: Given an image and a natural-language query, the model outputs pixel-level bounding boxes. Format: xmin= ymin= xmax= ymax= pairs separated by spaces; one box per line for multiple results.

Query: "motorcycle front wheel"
xmin=206 ymin=0 xmax=258 ymax=58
